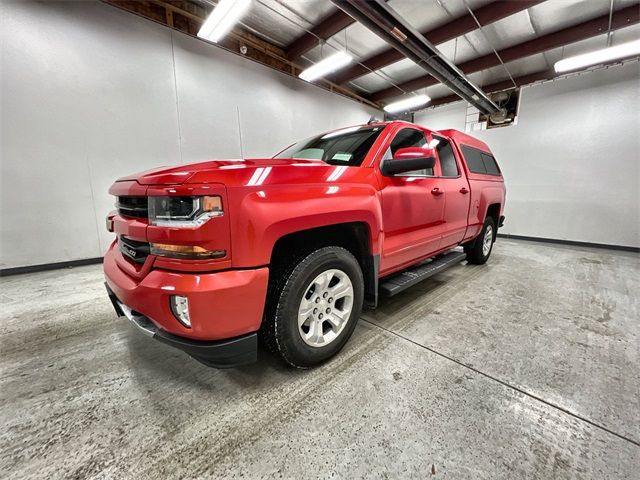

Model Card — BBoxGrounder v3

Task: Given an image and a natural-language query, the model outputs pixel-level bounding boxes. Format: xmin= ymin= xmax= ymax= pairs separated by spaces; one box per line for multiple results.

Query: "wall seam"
xmin=236 ymin=106 xmax=244 ymax=158
xmin=84 ymin=145 xmax=104 ymax=258
xmin=170 ymin=30 xmax=184 ymax=163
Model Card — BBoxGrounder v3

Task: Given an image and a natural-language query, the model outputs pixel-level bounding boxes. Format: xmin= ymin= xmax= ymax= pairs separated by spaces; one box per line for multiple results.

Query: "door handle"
xmin=459 ymin=187 xmax=469 ymax=194
xmin=431 ymin=187 xmax=443 ymax=196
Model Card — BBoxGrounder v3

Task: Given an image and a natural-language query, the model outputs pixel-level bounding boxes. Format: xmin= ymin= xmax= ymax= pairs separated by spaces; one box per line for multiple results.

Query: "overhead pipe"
xmin=331 ymin=0 xmax=500 ymax=115
xmin=330 ymin=0 xmax=544 ymax=85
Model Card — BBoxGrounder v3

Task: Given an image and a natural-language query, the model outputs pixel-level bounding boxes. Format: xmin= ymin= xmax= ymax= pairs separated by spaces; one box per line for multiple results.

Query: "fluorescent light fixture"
xmin=197 ymin=0 xmax=251 ymax=43
xmin=383 ymin=94 xmax=430 ymax=113
xmin=299 ymin=51 xmax=353 ymax=82
xmin=554 ymin=39 xmax=640 ymax=73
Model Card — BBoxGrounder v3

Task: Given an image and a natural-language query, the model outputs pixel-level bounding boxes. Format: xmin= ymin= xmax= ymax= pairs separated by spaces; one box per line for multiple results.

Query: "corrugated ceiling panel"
xmin=462 ymin=10 xmax=536 ymax=57
xmin=235 ymin=0 xmax=637 ymax=100
xmin=527 ymin=0 xmax=638 ymax=35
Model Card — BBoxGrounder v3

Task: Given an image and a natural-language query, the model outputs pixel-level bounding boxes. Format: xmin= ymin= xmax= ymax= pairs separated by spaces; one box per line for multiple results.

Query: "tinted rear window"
xmin=481 ymin=153 xmax=501 ymax=175
xmin=460 ymin=145 xmax=500 ymax=176
xmin=460 ymin=146 xmax=486 ymax=173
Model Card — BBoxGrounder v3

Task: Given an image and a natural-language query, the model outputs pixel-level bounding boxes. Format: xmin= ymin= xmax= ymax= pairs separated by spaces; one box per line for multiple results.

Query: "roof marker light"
xmin=197 ymin=0 xmax=251 ymax=43
xmin=383 ymin=94 xmax=431 ymax=113
xmin=321 ymin=126 xmax=361 ymax=139
xmin=299 ymin=51 xmax=353 ymax=82
xmin=554 ymin=39 xmax=640 ymax=73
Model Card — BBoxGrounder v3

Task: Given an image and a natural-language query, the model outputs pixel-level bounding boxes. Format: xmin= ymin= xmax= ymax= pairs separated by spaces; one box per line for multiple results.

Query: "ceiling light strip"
xmin=299 ymin=51 xmax=353 ymax=82
xmin=554 ymin=39 xmax=640 ymax=73
xmin=384 ymin=94 xmax=431 ymax=113
xmin=197 ymin=0 xmax=252 ymax=43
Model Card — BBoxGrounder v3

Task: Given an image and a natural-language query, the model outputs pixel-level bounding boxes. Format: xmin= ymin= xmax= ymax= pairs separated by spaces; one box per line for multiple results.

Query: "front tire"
xmin=266 ymin=247 xmax=364 ymax=368
xmin=465 ymin=217 xmax=496 ymax=264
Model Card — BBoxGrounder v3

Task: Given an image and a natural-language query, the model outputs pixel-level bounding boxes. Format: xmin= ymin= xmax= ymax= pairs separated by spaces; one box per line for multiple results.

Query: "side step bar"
xmin=379 ymin=250 xmax=467 ymax=297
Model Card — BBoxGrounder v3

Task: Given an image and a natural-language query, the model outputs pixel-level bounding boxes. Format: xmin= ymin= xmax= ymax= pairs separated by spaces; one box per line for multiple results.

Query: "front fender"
xmin=228 ymin=183 xmax=383 ymax=268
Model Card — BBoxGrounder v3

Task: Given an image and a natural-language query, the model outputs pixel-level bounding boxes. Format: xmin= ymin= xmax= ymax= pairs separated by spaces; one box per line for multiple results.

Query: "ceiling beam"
xmin=330 ymin=0 xmax=544 ymax=85
xmin=285 ymin=9 xmax=355 ymax=60
xmin=426 ymin=57 xmax=637 ymax=109
xmin=370 ymin=3 xmax=640 ymax=102
xmin=284 ymin=0 xmax=392 ymax=60
xmin=428 ymin=69 xmax=556 ymax=108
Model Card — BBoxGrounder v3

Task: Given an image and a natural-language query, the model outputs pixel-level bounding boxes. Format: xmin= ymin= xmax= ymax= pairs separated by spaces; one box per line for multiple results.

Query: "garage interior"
xmin=1 ymin=0 xmax=639 ymax=478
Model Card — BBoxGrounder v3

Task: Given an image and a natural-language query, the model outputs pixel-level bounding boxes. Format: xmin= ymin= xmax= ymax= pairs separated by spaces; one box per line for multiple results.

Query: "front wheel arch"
xmin=261 ymin=246 xmax=364 ymax=368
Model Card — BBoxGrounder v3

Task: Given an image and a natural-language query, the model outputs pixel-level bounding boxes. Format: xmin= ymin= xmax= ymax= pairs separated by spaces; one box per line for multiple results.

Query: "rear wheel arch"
xmin=464 ymin=202 xmax=501 ymax=249
xmin=465 ymin=216 xmax=495 ymax=264
xmin=485 ymin=203 xmax=501 ymax=239
xmin=485 ymin=203 xmax=501 ymax=224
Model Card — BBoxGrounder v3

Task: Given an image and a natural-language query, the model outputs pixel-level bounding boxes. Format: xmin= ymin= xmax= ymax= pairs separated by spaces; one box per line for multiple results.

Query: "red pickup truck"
xmin=104 ymin=121 xmax=505 ymax=368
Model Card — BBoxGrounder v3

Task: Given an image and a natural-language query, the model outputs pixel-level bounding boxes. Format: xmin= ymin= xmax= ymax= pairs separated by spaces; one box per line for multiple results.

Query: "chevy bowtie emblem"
xmin=120 ymin=242 xmax=136 ymax=258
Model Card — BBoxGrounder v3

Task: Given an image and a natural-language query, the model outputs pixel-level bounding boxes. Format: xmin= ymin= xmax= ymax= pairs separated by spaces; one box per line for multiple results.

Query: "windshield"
xmin=274 ymin=126 xmax=384 ymax=166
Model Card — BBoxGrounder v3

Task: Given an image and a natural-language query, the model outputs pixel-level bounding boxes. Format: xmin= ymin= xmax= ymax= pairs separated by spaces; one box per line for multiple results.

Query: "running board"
xmin=379 ymin=251 xmax=467 ymax=297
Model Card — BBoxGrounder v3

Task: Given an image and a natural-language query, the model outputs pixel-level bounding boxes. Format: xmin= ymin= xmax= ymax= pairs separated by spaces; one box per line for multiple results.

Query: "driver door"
xmin=377 ymin=127 xmax=445 ymax=275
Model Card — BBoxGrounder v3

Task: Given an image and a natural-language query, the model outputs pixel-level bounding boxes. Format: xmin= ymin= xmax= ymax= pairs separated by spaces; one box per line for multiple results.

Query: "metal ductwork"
xmin=331 ymin=0 xmax=501 ymax=115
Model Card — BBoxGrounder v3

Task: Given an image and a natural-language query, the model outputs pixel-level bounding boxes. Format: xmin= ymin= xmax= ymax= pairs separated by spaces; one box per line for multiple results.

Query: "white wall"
xmin=416 ymin=62 xmax=640 ymax=248
xmin=0 ymin=1 xmax=376 ymax=269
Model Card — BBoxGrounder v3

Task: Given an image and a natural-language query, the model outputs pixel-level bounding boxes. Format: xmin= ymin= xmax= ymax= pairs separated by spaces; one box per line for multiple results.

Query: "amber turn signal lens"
xmin=150 ymin=243 xmax=226 ymax=260
xmin=202 ymin=196 xmax=223 ymax=212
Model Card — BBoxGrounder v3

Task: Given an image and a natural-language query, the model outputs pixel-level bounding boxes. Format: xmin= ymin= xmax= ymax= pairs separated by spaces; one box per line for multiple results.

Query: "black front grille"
xmin=118 ymin=236 xmax=150 ymax=264
xmin=117 ymin=196 xmax=148 ymax=219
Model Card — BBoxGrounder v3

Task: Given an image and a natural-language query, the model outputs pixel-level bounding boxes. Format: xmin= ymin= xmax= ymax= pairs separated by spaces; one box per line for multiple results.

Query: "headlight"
xmin=149 ymin=196 xmax=223 ymax=227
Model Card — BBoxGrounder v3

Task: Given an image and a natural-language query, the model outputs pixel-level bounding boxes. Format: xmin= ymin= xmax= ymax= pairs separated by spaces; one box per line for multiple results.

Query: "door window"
xmin=432 ymin=136 xmax=459 ymax=177
xmin=384 ymin=128 xmax=432 ymax=176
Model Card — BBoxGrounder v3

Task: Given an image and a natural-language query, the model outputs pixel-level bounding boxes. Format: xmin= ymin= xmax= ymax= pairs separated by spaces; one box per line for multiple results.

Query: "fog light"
xmin=170 ymin=295 xmax=191 ymax=328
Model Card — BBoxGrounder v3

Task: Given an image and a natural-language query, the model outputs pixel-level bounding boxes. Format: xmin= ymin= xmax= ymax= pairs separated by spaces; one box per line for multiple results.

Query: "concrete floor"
xmin=1 ymin=239 xmax=639 ymax=479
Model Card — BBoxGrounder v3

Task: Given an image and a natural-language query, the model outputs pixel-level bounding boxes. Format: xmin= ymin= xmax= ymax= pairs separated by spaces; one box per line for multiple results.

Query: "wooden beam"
xmin=101 ymin=0 xmax=380 ymax=109
xmin=426 ymin=57 xmax=637 ymax=109
xmin=371 ymin=3 xmax=640 ymax=102
xmin=427 ymin=69 xmax=556 ymax=108
xmin=285 ymin=9 xmax=355 ymax=60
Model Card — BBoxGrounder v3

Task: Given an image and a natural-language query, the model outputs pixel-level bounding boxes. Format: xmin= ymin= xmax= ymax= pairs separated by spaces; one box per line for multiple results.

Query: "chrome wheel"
xmin=297 ymin=269 xmax=354 ymax=347
xmin=482 ymin=225 xmax=493 ymax=256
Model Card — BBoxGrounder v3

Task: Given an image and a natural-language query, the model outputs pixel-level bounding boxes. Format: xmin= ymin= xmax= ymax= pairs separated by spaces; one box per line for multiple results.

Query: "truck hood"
xmin=116 ymin=158 xmax=348 ymax=186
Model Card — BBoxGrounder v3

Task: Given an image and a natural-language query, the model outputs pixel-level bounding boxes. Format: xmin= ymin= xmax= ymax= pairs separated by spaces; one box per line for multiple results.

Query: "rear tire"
xmin=465 ymin=217 xmax=495 ymax=265
xmin=264 ymin=247 xmax=364 ymax=368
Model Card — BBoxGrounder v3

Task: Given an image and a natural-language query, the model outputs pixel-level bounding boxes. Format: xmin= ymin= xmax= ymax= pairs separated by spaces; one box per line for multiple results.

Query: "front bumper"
xmin=103 ymin=242 xmax=269 ymax=367
xmin=106 ymin=283 xmax=257 ymax=367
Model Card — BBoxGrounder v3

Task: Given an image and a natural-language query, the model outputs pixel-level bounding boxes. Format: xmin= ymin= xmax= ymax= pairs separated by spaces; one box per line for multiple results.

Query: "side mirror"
xmin=380 ymin=147 xmax=436 ymax=176
xmin=393 ymin=146 xmax=436 ymax=161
